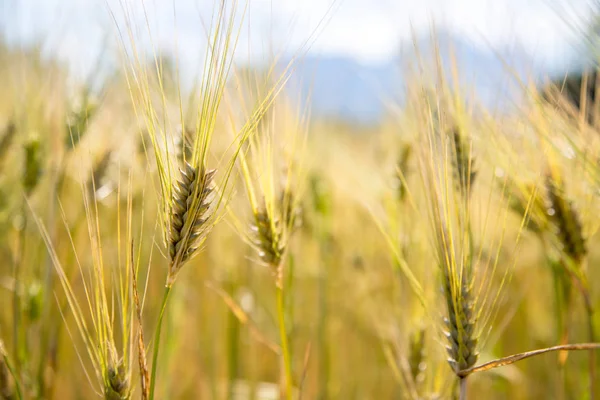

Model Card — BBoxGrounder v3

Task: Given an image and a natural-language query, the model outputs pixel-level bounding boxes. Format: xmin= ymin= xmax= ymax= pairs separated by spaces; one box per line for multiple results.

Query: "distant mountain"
xmin=285 ymin=31 xmax=546 ymax=122
xmin=286 ymin=56 xmax=401 ymax=123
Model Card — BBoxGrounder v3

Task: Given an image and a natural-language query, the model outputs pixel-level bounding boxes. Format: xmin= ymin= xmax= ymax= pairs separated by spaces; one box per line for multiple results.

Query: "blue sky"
xmin=1 ymin=0 xmax=594 ymax=78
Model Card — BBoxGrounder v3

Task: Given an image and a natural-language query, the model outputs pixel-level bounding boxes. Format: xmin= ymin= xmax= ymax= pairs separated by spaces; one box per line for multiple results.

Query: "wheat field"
xmin=1 ymin=1 xmax=600 ymax=399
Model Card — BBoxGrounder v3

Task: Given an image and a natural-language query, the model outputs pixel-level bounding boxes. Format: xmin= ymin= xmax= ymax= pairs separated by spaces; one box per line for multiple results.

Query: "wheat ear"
xmin=105 ymin=352 xmax=130 ymax=400
xmin=545 ymin=175 xmax=587 ymax=264
xmin=450 ymin=126 xmax=477 ymax=195
xmin=252 ymin=208 xmax=286 ymax=285
xmin=408 ymin=328 xmax=426 ymax=388
xmin=167 ymin=162 xmax=216 ymax=285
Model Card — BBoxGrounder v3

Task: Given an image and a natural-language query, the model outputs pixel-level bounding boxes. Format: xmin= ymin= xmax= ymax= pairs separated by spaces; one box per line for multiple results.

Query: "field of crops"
xmin=1 ymin=2 xmax=600 ymax=399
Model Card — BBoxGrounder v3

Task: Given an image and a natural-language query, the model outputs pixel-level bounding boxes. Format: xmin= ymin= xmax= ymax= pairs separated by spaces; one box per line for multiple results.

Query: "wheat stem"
xmin=131 ymin=246 xmax=150 ymax=400
xmin=226 ymin=278 xmax=241 ymax=400
xmin=277 ymin=285 xmax=293 ymax=399
xmin=148 ymin=285 xmax=172 ymax=400
xmin=12 ymin=203 xmax=27 ymax=381
xmin=582 ymin=289 xmax=597 ymax=400
xmin=459 ymin=377 xmax=468 ymax=400
xmin=457 ymin=343 xmax=600 ymax=378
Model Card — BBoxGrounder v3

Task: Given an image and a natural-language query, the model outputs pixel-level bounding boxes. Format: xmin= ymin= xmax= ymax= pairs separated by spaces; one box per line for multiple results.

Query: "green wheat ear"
xmin=279 ymin=189 xmax=303 ymax=231
xmin=252 ymin=206 xmax=285 ymax=272
xmin=438 ymin=236 xmax=479 ymax=373
xmin=450 ymin=126 xmax=477 ymax=196
xmin=408 ymin=328 xmax=427 ymax=385
xmin=545 ymin=174 xmax=587 ymax=264
xmin=105 ymin=349 xmax=131 ymax=400
xmin=394 ymin=143 xmax=413 ymax=202
xmin=65 ymin=89 xmax=97 ymax=150
xmin=23 ymin=136 xmax=42 ymax=195
xmin=421 ymin=117 xmax=486 ymax=386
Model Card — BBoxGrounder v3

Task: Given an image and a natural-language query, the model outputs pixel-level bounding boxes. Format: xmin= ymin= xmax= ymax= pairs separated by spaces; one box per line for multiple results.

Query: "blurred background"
xmin=2 ymin=0 xmax=596 ymax=122
xmin=2 ymin=1 xmax=600 ymax=399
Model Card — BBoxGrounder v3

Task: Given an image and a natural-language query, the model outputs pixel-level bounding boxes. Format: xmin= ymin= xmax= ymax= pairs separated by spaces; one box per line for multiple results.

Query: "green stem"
xmin=549 ymin=256 xmax=570 ymax=399
xmin=226 ymin=279 xmax=240 ymax=400
xmin=572 ymin=271 xmax=597 ymax=400
xmin=149 ymin=285 xmax=172 ymax=400
xmin=12 ymin=206 xmax=27 ymax=380
xmin=317 ymin=267 xmax=329 ymax=400
xmin=277 ymin=285 xmax=293 ymax=399
xmin=582 ymin=290 xmax=596 ymax=400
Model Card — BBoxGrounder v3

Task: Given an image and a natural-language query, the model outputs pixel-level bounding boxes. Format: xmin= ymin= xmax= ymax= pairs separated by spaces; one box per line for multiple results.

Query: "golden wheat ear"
xmin=167 ymin=162 xmax=217 ymax=284
xmin=251 ymin=207 xmax=285 ymax=276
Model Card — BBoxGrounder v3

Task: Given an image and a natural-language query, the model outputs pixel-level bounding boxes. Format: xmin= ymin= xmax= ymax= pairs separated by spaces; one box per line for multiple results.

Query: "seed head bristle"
xmin=168 ymin=162 xmax=216 ymax=283
xmin=408 ymin=328 xmax=426 ymax=385
xmin=505 ymin=179 xmax=546 ymax=234
xmin=545 ymin=175 xmax=587 ymax=263
xmin=450 ymin=127 xmax=476 ymax=195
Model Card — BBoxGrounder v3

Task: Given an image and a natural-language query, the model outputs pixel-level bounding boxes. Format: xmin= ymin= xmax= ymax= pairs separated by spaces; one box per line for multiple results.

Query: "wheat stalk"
xmin=545 ymin=173 xmax=595 ymax=398
xmin=458 ymin=343 xmax=600 ymax=377
xmin=124 ymin=0 xmax=302 ymax=395
xmin=230 ymin=93 xmax=309 ymax=399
